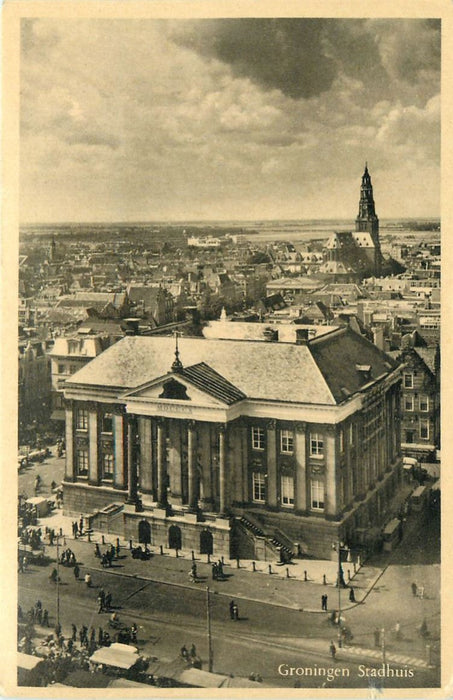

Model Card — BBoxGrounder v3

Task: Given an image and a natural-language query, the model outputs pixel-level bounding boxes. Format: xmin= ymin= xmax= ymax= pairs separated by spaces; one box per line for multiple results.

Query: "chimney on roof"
xmin=356 ymin=364 xmax=372 ymax=381
xmin=263 ymin=327 xmax=278 ymax=342
xmin=295 ymin=328 xmax=309 ymax=345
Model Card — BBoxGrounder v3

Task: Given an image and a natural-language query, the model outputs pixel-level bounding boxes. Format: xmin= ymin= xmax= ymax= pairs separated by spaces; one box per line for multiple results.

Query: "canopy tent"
xmin=89 ymin=643 xmax=139 ymax=670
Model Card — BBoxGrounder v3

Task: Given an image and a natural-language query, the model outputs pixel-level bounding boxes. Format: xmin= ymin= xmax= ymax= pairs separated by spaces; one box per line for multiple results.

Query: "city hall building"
xmin=62 ymin=328 xmax=402 ymax=559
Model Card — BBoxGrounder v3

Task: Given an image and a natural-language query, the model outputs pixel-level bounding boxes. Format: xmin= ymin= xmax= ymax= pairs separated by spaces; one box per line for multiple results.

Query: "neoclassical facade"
xmin=63 ymin=329 xmax=402 ymax=559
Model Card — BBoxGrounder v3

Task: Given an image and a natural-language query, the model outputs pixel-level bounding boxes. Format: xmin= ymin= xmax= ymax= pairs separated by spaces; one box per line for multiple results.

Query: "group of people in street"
xmin=212 ymin=559 xmax=225 ymax=580
xmin=180 ymin=644 xmax=202 ymax=668
xmin=59 ymin=548 xmax=77 ymax=567
xmin=96 ymin=588 xmax=114 ymax=613
xmin=71 ymin=517 xmax=85 ymax=539
xmin=95 ymin=541 xmax=120 ymax=567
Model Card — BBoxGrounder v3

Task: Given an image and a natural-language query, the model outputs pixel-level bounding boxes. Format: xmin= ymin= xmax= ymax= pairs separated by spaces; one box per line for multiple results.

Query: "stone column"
xmin=139 ymin=417 xmax=153 ymax=494
xmin=218 ymin=424 xmax=226 ymax=514
xmin=113 ymin=413 xmax=126 ymax=489
xmin=64 ymin=400 xmax=75 ymax=481
xmin=324 ymin=426 xmax=338 ymax=517
xmin=88 ymin=405 xmax=99 ymax=485
xmin=266 ymin=420 xmax=277 ymax=507
xmin=187 ymin=420 xmax=197 ymax=510
xmin=126 ymin=416 xmax=138 ymax=504
xmin=157 ymin=418 xmax=167 ymax=506
xmin=294 ymin=422 xmax=307 ymax=511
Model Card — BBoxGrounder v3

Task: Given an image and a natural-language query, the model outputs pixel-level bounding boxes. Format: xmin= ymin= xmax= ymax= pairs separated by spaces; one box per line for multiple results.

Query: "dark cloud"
xmin=171 ymin=18 xmax=440 ymax=102
xmin=171 ymin=19 xmax=337 ymax=100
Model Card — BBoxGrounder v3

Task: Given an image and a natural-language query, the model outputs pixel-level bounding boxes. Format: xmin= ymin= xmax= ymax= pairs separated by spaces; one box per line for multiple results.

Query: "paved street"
xmin=18 ymin=450 xmax=441 ymax=688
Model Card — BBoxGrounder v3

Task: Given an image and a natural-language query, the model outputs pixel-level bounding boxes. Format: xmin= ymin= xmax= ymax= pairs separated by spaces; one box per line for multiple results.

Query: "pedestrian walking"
xmin=212 ymin=563 xmax=218 ymax=580
xmin=105 ymin=592 xmax=112 ymax=610
xmin=84 ymin=573 xmax=92 ymax=587
xmin=97 ymin=595 xmax=104 ymax=614
xmin=35 ymin=607 xmax=42 ymax=625
xmin=72 ymin=624 xmax=77 ymax=642
xmin=98 ymin=627 xmax=104 ymax=646
xmin=229 ymin=600 xmax=235 ymax=620
xmin=190 ymin=643 xmax=197 ymax=658
xmin=374 ymin=627 xmax=381 ymax=647
xmin=73 ymin=564 xmax=80 ymax=580
xmin=42 ymin=609 xmax=49 ymax=627
xmin=420 ymin=618 xmax=429 ymax=638
xmin=95 ymin=543 xmax=101 ymax=558
xmin=329 ymin=641 xmax=336 ymax=660
xmin=130 ymin=623 xmax=138 ymax=643
xmin=232 ymin=602 xmax=239 ymax=621
xmin=411 ymin=581 xmax=417 ymax=597
xmin=349 ymin=587 xmax=355 ymax=603
xmin=116 ymin=539 xmax=121 ymax=558
xmin=394 ymin=621 xmax=402 ymax=640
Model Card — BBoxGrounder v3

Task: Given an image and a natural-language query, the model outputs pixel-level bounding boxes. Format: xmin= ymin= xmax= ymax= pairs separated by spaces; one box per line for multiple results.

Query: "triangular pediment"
xmin=122 ymin=371 xmax=234 ymax=408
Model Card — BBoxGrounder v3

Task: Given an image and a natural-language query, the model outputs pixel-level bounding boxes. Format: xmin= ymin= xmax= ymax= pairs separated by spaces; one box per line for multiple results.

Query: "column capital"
xmin=266 ymin=419 xmax=277 ymax=431
xmin=294 ymin=421 xmax=306 ymax=432
xmin=217 ymin=423 xmax=227 ymax=435
xmin=187 ymin=419 xmax=197 ymax=432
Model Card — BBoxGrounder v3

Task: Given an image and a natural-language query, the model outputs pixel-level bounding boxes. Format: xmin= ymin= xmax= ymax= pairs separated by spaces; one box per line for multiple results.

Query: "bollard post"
xmin=129 ymin=539 xmax=133 ymax=550
xmin=268 ymin=564 xmax=272 ymax=575
xmin=357 ymin=555 xmax=361 ymax=568
xmin=236 ymin=557 xmax=240 ymax=569
xmin=87 ymin=532 xmax=91 ymax=543
xmin=160 ymin=545 xmax=163 ymax=555
xmin=191 ymin=550 xmax=195 ymax=561
xmin=176 ymin=548 xmax=179 ymax=558
xmin=221 ymin=556 xmax=225 ymax=565
xmin=304 ymin=570 xmax=308 ymax=581
xmin=353 ymin=562 xmax=356 ymax=573
xmin=286 ymin=567 xmax=290 ymax=579
xmin=116 ymin=538 xmax=120 ymax=549
xmin=252 ymin=561 xmax=256 ymax=572
xmin=347 ymin=569 xmax=351 ymax=581
xmin=323 ymin=574 xmax=327 ymax=585
xmin=207 ymin=553 xmax=211 ymax=564
xmin=101 ymin=535 xmax=105 ymax=545
xmin=59 ymin=528 xmax=63 ymax=537
xmin=63 ymin=537 xmax=66 ymax=546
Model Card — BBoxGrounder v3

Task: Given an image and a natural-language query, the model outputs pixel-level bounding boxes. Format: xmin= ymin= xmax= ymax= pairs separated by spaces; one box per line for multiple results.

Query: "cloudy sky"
xmin=20 ymin=18 xmax=440 ymax=223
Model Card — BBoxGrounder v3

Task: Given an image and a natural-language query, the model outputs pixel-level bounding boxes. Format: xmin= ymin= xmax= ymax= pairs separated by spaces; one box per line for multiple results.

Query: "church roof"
xmin=67 ymin=330 xmax=397 ymax=407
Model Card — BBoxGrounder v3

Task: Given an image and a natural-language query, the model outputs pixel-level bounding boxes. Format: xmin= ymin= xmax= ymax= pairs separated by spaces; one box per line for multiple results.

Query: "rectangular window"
xmin=310 ymin=433 xmax=324 ymax=457
xmin=102 ymin=412 xmax=113 ymax=433
xmin=405 ymin=430 xmax=414 ymax=444
xmin=281 ymin=476 xmax=294 ymax=507
xmin=69 ymin=364 xmax=78 ymax=374
xmin=76 ymin=407 xmax=88 ymax=430
xmin=252 ymin=472 xmax=266 ymax=503
xmin=420 ymin=419 xmax=429 ymax=440
xmin=404 ymin=395 xmax=414 ymax=411
xmin=102 ymin=453 xmax=114 ymax=479
xmin=251 ymin=426 xmax=265 ymax=451
xmin=403 ymin=373 xmax=413 ymax=389
xmin=419 ymin=395 xmax=429 ymax=412
xmin=280 ymin=429 xmax=294 ymax=454
xmin=311 ymin=480 xmax=325 ymax=511
xmin=76 ymin=450 xmax=89 ymax=476
xmin=339 ymin=429 xmax=344 ymax=453
xmin=58 ymin=364 xmax=65 ymax=374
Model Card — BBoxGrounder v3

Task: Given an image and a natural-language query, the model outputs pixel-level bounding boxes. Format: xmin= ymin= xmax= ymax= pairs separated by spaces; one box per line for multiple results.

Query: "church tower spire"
xmin=355 ymin=163 xmax=381 ymax=275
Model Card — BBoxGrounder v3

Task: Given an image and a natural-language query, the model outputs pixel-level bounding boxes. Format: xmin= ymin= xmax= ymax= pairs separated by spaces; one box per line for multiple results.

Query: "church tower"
xmin=355 ymin=164 xmax=381 ymax=275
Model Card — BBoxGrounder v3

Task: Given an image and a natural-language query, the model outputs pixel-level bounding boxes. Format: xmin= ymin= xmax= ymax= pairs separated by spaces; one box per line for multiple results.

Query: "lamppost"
xmin=56 ymin=534 xmax=61 ymax=632
xmin=206 ymin=587 xmax=213 ymax=672
xmin=332 ymin=540 xmax=347 ymax=648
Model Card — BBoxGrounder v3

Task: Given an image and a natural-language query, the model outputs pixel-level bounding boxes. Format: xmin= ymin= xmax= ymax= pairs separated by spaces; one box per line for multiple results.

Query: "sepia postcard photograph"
xmin=2 ymin=0 xmax=451 ymax=696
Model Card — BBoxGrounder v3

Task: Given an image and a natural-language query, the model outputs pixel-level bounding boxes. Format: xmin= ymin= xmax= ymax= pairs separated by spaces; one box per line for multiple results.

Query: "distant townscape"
xmin=18 ymin=166 xmax=440 ymax=689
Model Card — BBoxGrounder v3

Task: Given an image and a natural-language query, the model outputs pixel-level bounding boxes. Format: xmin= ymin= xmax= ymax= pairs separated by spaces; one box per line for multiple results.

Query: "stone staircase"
xmin=88 ymin=503 xmax=125 ymax=535
xmin=237 ymin=514 xmax=295 ymax=562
